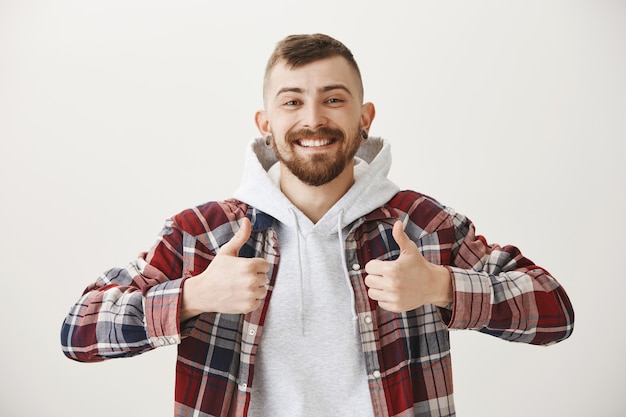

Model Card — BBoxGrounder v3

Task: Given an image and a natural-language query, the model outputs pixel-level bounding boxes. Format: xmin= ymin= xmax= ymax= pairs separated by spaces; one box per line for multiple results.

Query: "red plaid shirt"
xmin=61 ymin=190 xmax=574 ymax=416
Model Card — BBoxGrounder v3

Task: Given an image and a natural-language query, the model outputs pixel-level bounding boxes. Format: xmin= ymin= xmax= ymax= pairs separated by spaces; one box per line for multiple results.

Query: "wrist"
xmin=432 ymin=265 xmax=453 ymax=309
xmin=180 ymin=276 xmax=202 ymax=322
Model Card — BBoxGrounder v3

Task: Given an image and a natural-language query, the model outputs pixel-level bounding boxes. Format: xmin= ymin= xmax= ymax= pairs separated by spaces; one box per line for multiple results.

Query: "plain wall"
xmin=1 ymin=1 xmax=625 ymax=415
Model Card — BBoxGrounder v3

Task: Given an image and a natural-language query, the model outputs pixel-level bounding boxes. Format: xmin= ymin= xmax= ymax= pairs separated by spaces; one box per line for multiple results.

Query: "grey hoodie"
xmin=233 ymin=137 xmax=400 ymax=417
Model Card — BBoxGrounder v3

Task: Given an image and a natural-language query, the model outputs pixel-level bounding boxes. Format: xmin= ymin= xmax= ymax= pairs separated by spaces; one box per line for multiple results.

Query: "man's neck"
xmin=279 ymin=162 xmax=355 ymax=224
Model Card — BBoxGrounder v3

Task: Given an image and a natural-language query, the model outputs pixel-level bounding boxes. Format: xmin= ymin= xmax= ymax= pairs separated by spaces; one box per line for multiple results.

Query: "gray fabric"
xmin=233 ymin=137 xmax=400 ymax=416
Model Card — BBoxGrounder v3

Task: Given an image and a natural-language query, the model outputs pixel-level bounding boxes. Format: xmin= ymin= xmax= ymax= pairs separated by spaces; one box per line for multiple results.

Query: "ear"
xmin=255 ymin=110 xmax=271 ymax=137
xmin=360 ymin=102 xmax=376 ymax=131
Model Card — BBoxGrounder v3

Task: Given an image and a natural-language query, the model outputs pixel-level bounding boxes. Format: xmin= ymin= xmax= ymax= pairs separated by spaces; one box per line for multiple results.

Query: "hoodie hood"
xmin=233 ymin=136 xmax=400 ymax=231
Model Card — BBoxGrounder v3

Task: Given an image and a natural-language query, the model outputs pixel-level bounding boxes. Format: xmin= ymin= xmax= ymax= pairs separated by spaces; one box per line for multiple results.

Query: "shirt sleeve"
xmin=60 ymin=219 xmax=188 ymax=362
xmin=444 ymin=208 xmax=574 ymax=346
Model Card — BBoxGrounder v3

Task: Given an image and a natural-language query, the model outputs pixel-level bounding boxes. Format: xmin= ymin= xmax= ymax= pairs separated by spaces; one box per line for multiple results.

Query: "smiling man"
xmin=61 ymin=34 xmax=574 ymax=417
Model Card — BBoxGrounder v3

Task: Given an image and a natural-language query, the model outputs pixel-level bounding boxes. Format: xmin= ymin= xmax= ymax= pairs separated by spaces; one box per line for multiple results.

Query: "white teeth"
xmin=299 ymin=138 xmax=332 ymax=147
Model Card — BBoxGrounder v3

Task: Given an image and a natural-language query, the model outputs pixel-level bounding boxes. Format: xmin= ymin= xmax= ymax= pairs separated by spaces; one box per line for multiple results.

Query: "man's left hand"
xmin=364 ymin=221 xmax=453 ymax=313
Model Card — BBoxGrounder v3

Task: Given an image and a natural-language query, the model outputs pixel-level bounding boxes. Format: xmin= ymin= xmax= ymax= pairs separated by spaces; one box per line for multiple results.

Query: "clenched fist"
xmin=180 ymin=218 xmax=270 ymax=321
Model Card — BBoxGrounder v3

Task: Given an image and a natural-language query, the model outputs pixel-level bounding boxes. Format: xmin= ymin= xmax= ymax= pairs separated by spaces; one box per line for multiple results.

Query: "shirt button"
xmin=239 ymin=383 xmax=247 ymax=391
xmin=372 ymin=370 xmax=381 ymax=379
xmin=249 ymin=329 xmax=256 ymax=336
xmin=364 ymin=315 xmax=372 ymax=324
xmin=352 ymin=263 xmax=360 ymax=271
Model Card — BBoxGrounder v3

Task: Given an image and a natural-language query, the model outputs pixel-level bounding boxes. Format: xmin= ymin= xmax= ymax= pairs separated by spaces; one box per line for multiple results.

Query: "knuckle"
xmin=388 ymin=263 xmax=402 ymax=276
xmin=240 ymin=262 xmax=257 ymax=274
xmin=386 ymin=279 xmax=401 ymax=292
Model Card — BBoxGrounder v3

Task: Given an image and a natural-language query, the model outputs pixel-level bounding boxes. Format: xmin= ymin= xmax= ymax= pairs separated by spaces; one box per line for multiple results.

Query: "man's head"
xmin=256 ymin=34 xmax=375 ymax=187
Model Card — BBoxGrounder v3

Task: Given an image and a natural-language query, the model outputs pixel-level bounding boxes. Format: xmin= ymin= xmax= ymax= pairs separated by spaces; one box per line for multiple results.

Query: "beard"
xmin=273 ymin=126 xmax=362 ymax=187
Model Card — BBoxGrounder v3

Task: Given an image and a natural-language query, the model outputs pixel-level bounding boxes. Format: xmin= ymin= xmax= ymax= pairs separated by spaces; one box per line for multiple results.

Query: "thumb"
xmin=219 ymin=217 xmax=252 ymax=256
xmin=392 ymin=220 xmax=418 ymax=255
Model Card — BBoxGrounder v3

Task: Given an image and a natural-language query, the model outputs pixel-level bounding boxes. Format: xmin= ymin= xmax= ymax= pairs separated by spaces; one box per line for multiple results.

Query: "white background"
xmin=1 ymin=1 xmax=625 ymax=416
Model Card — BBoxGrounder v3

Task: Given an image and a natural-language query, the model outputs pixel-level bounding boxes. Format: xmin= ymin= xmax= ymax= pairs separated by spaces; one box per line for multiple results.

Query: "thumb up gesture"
xmin=180 ymin=218 xmax=270 ymax=321
xmin=364 ymin=221 xmax=452 ymax=313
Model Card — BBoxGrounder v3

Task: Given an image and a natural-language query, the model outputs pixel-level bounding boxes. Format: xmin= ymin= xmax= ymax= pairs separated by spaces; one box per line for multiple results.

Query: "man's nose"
xmin=302 ymin=103 xmax=328 ymax=130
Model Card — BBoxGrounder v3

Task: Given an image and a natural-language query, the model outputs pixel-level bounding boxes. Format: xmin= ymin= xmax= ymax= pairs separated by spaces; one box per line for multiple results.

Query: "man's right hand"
xmin=180 ymin=218 xmax=270 ymax=321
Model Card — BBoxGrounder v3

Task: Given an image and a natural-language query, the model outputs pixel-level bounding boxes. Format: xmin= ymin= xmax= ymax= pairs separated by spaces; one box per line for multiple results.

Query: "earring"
xmin=264 ymin=134 xmax=273 ymax=148
xmin=360 ymin=128 xmax=369 ymax=141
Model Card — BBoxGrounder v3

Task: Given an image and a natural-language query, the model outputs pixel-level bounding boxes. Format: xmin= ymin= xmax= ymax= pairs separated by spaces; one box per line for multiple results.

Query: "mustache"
xmin=284 ymin=126 xmax=345 ymax=143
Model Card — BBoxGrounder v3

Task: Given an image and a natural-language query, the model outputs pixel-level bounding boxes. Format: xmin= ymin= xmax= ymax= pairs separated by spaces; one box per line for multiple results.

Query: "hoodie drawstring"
xmin=288 ymin=207 xmax=306 ymax=335
xmin=337 ymin=210 xmax=358 ymax=321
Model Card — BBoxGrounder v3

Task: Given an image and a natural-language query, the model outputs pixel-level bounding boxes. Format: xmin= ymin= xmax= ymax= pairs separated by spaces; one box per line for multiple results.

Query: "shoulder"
xmin=172 ymin=199 xmax=250 ymax=236
xmin=387 ymin=190 xmax=446 ymax=215
xmin=387 ymin=190 xmax=458 ymax=235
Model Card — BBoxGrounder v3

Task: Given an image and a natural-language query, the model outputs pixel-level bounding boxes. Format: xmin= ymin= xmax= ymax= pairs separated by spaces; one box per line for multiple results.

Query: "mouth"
xmin=297 ymin=137 xmax=336 ymax=148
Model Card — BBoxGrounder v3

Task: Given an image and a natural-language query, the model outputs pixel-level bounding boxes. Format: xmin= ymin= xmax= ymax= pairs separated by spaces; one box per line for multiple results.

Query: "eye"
xmin=325 ymin=97 xmax=347 ymax=106
xmin=284 ymin=100 xmax=300 ymax=106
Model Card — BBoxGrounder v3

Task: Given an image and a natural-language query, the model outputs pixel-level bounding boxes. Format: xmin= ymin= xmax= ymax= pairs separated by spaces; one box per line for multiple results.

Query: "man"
xmin=61 ymin=34 xmax=574 ymax=417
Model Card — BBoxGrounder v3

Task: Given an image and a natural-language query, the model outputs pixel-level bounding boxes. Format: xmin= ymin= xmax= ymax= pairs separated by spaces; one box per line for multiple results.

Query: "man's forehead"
xmin=267 ymin=56 xmax=360 ymax=95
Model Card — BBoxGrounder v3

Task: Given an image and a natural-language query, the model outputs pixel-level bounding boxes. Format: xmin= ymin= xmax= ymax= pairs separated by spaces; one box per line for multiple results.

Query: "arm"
xmin=60 ymin=219 xmax=187 ymax=362
xmin=445 ymin=208 xmax=574 ymax=345
xmin=61 ymin=211 xmax=269 ymax=362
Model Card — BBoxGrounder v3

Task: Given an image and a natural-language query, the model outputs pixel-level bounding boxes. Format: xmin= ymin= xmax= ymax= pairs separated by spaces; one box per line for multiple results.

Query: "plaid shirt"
xmin=61 ymin=190 xmax=574 ymax=416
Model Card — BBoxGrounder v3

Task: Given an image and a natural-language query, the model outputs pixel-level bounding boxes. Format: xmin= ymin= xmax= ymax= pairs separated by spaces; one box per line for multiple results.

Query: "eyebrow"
xmin=275 ymin=84 xmax=353 ymax=98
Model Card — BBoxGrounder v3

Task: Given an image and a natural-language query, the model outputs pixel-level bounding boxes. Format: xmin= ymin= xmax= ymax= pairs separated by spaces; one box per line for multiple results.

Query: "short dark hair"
xmin=263 ymin=33 xmax=363 ymax=100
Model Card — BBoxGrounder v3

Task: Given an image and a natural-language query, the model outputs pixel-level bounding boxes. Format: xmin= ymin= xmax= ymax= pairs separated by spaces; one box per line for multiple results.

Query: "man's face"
xmin=259 ymin=56 xmax=370 ymax=186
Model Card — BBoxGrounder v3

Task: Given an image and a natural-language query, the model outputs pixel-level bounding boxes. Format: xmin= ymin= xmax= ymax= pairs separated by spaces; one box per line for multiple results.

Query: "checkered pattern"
xmin=61 ymin=191 xmax=574 ymax=416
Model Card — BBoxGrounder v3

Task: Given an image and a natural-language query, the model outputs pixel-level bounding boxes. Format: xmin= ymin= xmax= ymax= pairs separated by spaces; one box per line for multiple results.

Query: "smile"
xmin=298 ymin=138 xmax=336 ymax=147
